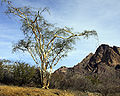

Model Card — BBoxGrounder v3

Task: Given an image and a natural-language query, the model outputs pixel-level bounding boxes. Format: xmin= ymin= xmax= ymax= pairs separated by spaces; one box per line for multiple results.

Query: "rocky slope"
xmin=54 ymin=44 xmax=120 ymax=74
xmin=50 ymin=44 xmax=120 ymax=95
xmin=50 ymin=44 xmax=120 ymax=96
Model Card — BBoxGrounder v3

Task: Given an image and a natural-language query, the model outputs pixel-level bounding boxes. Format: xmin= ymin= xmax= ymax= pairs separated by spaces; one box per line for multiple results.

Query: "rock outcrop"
xmin=54 ymin=44 xmax=120 ymax=74
xmin=86 ymin=44 xmax=120 ymax=73
xmin=51 ymin=44 xmax=120 ymax=92
xmin=54 ymin=66 xmax=68 ymax=74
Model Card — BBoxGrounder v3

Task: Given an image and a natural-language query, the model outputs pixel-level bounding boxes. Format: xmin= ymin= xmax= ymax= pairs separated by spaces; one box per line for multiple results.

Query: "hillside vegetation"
xmin=1 ymin=44 xmax=120 ymax=96
xmin=51 ymin=44 xmax=120 ymax=96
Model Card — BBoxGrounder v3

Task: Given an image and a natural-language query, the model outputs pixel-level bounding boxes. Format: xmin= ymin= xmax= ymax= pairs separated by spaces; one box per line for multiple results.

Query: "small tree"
xmin=2 ymin=0 xmax=98 ymax=88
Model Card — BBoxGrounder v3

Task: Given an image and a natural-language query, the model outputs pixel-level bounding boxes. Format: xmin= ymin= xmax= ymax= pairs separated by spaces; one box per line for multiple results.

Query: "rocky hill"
xmin=54 ymin=44 xmax=120 ymax=74
xmin=51 ymin=44 xmax=120 ymax=95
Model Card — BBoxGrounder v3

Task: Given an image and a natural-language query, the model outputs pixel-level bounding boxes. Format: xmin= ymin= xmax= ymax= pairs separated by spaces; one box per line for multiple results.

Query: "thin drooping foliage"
xmin=2 ymin=0 xmax=98 ymax=88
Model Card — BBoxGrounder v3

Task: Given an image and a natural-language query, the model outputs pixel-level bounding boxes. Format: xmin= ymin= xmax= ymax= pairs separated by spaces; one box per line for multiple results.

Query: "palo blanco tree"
xmin=2 ymin=0 xmax=98 ymax=89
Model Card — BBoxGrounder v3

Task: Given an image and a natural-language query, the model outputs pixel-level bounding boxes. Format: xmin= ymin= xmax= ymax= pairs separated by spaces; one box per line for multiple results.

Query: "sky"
xmin=0 ymin=0 xmax=120 ymax=70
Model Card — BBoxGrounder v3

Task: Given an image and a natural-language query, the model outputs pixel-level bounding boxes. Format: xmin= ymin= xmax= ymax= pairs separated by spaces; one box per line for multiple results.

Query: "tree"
xmin=2 ymin=0 xmax=98 ymax=89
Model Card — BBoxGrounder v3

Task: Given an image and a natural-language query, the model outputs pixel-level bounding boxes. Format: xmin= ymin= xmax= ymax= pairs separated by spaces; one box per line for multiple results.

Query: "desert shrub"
xmin=0 ymin=60 xmax=14 ymax=84
xmin=50 ymin=68 xmax=120 ymax=95
xmin=2 ymin=68 xmax=14 ymax=84
xmin=96 ymin=77 xmax=120 ymax=96
xmin=0 ymin=61 xmax=4 ymax=81
xmin=69 ymin=74 xmax=100 ymax=92
xmin=115 ymin=70 xmax=120 ymax=79
xmin=85 ymin=74 xmax=100 ymax=86
xmin=31 ymin=68 xmax=42 ymax=87
xmin=90 ymin=67 xmax=120 ymax=95
xmin=96 ymin=84 xmax=116 ymax=96
xmin=72 ymin=75 xmax=91 ymax=91
xmin=50 ymin=73 xmax=95 ymax=91
xmin=0 ymin=59 xmax=38 ymax=86
xmin=50 ymin=72 xmax=66 ymax=89
xmin=12 ymin=62 xmax=36 ymax=86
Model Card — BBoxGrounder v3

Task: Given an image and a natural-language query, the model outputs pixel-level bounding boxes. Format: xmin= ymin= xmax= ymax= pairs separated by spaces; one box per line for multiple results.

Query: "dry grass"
xmin=0 ymin=85 xmax=74 ymax=96
xmin=2 ymin=85 xmax=120 ymax=96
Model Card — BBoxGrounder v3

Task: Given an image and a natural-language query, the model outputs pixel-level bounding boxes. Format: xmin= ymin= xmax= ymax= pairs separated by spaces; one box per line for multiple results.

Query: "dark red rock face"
xmin=86 ymin=44 xmax=120 ymax=73
xmin=90 ymin=44 xmax=120 ymax=66
xmin=54 ymin=44 xmax=120 ymax=74
xmin=51 ymin=44 xmax=120 ymax=90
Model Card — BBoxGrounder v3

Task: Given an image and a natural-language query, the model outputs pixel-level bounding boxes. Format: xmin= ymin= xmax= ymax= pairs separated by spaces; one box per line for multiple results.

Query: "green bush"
xmin=0 ymin=61 xmax=4 ymax=81
xmin=12 ymin=62 xmax=36 ymax=86
xmin=0 ymin=59 xmax=37 ymax=86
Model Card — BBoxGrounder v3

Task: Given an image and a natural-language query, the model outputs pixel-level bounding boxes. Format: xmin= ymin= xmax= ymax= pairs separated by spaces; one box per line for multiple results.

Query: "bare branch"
xmin=54 ymin=56 xmax=62 ymax=66
xmin=27 ymin=48 xmax=39 ymax=65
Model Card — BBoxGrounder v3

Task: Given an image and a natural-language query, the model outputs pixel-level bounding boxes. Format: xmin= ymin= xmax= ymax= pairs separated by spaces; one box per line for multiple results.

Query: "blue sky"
xmin=0 ymin=0 xmax=120 ymax=70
